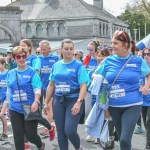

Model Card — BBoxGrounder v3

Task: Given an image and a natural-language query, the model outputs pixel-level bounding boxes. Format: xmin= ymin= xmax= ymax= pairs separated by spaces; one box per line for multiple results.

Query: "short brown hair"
xmin=96 ymin=49 xmax=110 ymax=57
xmin=142 ymin=48 xmax=150 ymax=58
xmin=88 ymin=40 xmax=101 ymax=52
xmin=0 ymin=56 xmax=6 ymax=65
xmin=61 ymin=39 xmax=74 ymax=48
xmin=12 ymin=46 xmax=27 ymax=59
xmin=19 ymin=39 xmax=33 ymax=54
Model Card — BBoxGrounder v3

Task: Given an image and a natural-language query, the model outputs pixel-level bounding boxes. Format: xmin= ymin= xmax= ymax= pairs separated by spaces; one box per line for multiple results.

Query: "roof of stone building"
xmin=0 ymin=6 xmax=21 ymax=11
xmin=8 ymin=0 xmax=127 ymax=26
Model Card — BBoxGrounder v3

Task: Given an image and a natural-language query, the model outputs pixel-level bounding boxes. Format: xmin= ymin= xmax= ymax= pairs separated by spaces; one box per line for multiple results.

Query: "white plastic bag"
xmin=100 ymin=119 xmax=111 ymax=149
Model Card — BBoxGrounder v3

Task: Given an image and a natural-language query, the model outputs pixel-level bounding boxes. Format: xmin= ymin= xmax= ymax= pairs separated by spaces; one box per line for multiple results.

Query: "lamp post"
xmin=145 ymin=23 xmax=147 ymax=37
xmin=133 ymin=29 xmax=138 ymax=43
xmin=138 ymin=27 xmax=140 ymax=41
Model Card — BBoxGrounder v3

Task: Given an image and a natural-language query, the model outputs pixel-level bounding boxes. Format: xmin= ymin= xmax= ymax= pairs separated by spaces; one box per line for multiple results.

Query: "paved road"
xmin=0 ymin=119 xmax=147 ymax=150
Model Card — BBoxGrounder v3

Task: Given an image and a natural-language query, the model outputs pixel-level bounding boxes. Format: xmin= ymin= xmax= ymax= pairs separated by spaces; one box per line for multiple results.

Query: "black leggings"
xmin=142 ymin=106 xmax=150 ymax=146
xmin=9 ymin=110 xmax=43 ymax=150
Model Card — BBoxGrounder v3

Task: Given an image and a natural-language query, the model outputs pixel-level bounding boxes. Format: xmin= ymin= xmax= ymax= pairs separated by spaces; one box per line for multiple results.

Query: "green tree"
xmin=117 ymin=2 xmax=150 ymax=41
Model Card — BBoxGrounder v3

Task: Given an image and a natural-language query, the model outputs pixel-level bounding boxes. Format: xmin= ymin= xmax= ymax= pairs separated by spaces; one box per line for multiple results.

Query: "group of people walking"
xmin=0 ymin=30 xmax=150 ymax=150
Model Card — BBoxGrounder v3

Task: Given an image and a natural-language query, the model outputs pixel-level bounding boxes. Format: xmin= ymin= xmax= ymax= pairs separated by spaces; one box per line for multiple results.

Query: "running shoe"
xmin=134 ymin=126 xmax=144 ymax=134
xmin=145 ymin=145 xmax=150 ymax=150
xmin=0 ymin=133 xmax=8 ymax=141
xmin=49 ymin=124 xmax=55 ymax=141
xmin=40 ymin=129 xmax=49 ymax=137
xmin=24 ymin=143 xmax=30 ymax=150
xmin=86 ymin=135 xmax=95 ymax=142
xmin=39 ymin=142 xmax=45 ymax=150
xmin=95 ymin=138 xmax=100 ymax=144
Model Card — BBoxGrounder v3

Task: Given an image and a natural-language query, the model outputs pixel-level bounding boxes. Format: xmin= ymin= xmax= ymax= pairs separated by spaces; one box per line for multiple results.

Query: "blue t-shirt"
xmin=0 ymin=70 xmax=8 ymax=102
xmin=141 ymin=67 xmax=150 ymax=106
xmin=50 ymin=59 xmax=89 ymax=98
xmin=85 ymin=57 xmax=97 ymax=73
xmin=26 ymin=54 xmax=41 ymax=71
xmin=95 ymin=54 xmax=150 ymax=107
xmin=7 ymin=66 xmax=42 ymax=114
xmin=39 ymin=53 xmax=59 ymax=90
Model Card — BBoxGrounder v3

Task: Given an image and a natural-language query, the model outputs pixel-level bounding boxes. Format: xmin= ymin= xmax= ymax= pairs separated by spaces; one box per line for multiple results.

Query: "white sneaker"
xmin=86 ymin=135 xmax=95 ymax=142
xmin=94 ymin=138 xmax=100 ymax=144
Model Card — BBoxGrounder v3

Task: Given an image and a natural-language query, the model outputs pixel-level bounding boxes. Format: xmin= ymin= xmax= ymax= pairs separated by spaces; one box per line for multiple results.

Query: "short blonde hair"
xmin=12 ymin=46 xmax=27 ymax=59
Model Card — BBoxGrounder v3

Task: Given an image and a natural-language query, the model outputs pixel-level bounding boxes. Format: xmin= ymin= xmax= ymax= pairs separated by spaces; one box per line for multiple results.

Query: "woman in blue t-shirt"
xmin=83 ymin=40 xmax=99 ymax=132
xmin=95 ymin=31 xmax=150 ymax=150
xmin=142 ymin=48 xmax=150 ymax=149
xmin=44 ymin=39 xmax=89 ymax=150
xmin=7 ymin=46 xmax=45 ymax=150
xmin=19 ymin=39 xmax=41 ymax=74
xmin=0 ymin=56 xmax=9 ymax=141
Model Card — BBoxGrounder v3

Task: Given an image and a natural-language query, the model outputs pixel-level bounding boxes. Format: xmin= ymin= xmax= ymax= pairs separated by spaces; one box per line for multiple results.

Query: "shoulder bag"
xmin=109 ymin=54 xmax=133 ymax=93
xmin=15 ymin=71 xmax=42 ymax=121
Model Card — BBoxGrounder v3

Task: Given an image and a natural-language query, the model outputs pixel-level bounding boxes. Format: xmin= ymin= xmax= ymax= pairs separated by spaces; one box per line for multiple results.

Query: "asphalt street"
xmin=0 ymin=119 xmax=147 ymax=150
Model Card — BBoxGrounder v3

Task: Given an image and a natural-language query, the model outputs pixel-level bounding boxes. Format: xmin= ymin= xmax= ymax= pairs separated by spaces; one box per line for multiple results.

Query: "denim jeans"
xmin=109 ymin=105 xmax=142 ymax=150
xmin=52 ymin=95 xmax=84 ymax=150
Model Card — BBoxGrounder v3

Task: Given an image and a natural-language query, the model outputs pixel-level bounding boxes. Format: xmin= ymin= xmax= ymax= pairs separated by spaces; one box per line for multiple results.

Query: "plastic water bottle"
xmin=98 ymin=79 xmax=108 ymax=104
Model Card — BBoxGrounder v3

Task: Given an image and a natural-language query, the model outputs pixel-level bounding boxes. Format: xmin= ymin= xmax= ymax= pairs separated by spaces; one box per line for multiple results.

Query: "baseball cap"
xmin=7 ymin=47 xmax=13 ymax=53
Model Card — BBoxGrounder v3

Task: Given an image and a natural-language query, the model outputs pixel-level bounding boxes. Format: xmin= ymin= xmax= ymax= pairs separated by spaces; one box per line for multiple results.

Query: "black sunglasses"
xmin=143 ymin=53 xmax=150 ymax=57
xmin=7 ymin=52 xmax=12 ymax=54
xmin=36 ymin=52 xmax=40 ymax=54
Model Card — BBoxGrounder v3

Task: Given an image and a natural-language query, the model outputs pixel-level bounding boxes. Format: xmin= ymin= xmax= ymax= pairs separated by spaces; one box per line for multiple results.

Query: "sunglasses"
xmin=15 ymin=54 xmax=27 ymax=59
xmin=7 ymin=52 xmax=12 ymax=54
xmin=115 ymin=31 xmax=128 ymax=43
xmin=143 ymin=53 xmax=150 ymax=57
xmin=36 ymin=52 xmax=40 ymax=54
xmin=74 ymin=54 xmax=78 ymax=56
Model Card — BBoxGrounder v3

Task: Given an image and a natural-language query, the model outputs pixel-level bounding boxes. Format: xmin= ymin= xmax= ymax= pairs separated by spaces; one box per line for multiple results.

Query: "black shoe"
xmin=0 ymin=133 xmax=8 ymax=141
xmin=145 ymin=145 xmax=150 ymax=150
xmin=106 ymin=141 xmax=114 ymax=149
xmin=39 ymin=142 xmax=45 ymax=150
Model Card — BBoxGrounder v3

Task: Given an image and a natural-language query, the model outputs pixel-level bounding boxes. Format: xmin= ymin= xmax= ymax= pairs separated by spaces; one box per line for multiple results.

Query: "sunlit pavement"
xmin=0 ymin=120 xmax=146 ymax=150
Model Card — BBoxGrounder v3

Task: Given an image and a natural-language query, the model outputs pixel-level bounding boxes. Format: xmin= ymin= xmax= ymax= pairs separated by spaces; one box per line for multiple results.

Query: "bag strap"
xmin=15 ymin=71 xmax=24 ymax=108
xmin=109 ymin=54 xmax=133 ymax=91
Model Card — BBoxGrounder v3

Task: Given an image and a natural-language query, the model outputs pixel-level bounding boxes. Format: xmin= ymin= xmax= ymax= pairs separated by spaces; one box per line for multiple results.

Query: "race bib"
xmin=0 ymin=80 xmax=6 ymax=87
xmin=41 ymin=66 xmax=51 ymax=73
xmin=55 ymin=82 xmax=70 ymax=95
xmin=109 ymin=85 xmax=126 ymax=98
xmin=13 ymin=90 xmax=28 ymax=102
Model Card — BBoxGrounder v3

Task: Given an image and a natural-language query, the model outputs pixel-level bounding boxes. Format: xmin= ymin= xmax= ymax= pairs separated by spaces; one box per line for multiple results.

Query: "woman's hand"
xmin=139 ymin=85 xmax=149 ymax=95
xmin=31 ymin=101 xmax=39 ymax=112
xmin=43 ymin=103 xmax=48 ymax=115
xmin=71 ymin=101 xmax=81 ymax=116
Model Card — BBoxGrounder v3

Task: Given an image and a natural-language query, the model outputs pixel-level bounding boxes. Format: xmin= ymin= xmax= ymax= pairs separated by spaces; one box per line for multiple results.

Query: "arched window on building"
xmin=103 ymin=23 xmax=105 ymax=37
xmin=36 ymin=24 xmax=43 ymax=37
xmin=58 ymin=22 xmax=65 ymax=37
xmin=47 ymin=23 xmax=54 ymax=37
xmin=99 ymin=23 xmax=101 ymax=36
xmin=26 ymin=24 xmax=32 ymax=38
xmin=106 ymin=24 xmax=108 ymax=37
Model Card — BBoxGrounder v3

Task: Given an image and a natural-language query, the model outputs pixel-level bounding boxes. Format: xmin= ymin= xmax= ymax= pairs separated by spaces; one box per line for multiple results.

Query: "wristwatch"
xmin=77 ymin=99 xmax=83 ymax=103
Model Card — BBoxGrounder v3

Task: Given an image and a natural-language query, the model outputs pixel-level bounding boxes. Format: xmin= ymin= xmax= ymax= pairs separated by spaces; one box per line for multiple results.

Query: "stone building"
xmin=0 ymin=7 xmax=22 ymax=45
xmin=0 ymin=0 xmax=128 ymax=50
